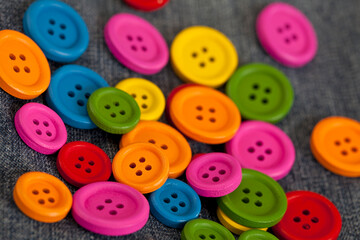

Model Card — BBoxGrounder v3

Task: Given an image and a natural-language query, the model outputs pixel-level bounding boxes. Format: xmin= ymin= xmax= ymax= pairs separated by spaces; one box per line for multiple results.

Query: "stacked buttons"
xmin=181 ymin=219 xmax=235 ymax=240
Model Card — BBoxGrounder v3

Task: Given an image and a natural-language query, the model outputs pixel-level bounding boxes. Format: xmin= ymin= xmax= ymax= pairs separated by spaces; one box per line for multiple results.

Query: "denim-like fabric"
xmin=1 ymin=0 xmax=360 ymax=239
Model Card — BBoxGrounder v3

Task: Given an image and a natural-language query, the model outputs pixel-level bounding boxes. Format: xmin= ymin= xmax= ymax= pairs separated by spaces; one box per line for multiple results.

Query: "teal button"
xmin=238 ymin=229 xmax=279 ymax=240
xmin=181 ymin=219 xmax=235 ymax=240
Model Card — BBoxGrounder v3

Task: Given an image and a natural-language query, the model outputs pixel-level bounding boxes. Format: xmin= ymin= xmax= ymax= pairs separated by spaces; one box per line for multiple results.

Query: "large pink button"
xmin=14 ymin=102 xmax=67 ymax=154
xmin=104 ymin=13 xmax=169 ymax=75
xmin=226 ymin=120 xmax=295 ymax=180
xmin=256 ymin=2 xmax=317 ymax=67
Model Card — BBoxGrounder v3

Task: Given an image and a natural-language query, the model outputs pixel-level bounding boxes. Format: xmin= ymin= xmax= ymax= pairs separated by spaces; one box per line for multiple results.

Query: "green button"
xmin=181 ymin=219 xmax=235 ymax=240
xmin=226 ymin=63 xmax=293 ymax=123
xmin=87 ymin=87 xmax=140 ymax=134
xmin=217 ymin=169 xmax=287 ymax=228
xmin=238 ymin=229 xmax=279 ymax=240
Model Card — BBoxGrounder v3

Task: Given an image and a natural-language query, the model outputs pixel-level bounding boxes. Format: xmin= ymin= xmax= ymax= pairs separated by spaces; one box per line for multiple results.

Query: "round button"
xmin=181 ymin=219 xmax=235 ymax=240
xmin=46 ymin=65 xmax=109 ymax=129
xmin=112 ymin=143 xmax=169 ymax=194
xmin=121 ymin=120 xmax=191 ymax=178
xmin=115 ymin=78 xmax=165 ymax=121
xmin=72 ymin=181 xmax=149 ymax=236
xmin=226 ymin=63 xmax=294 ymax=123
xmin=272 ymin=191 xmax=342 ymax=240
xmin=124 ymin=0 xmax=169 ymax=11
xmin=149 ymin=179 xmax=201 ymax=228
xmin=217 ymin=169 xmax=287 ymax=228
xmin=256 ymin=2 xmax=317 ymax=67
xmin=226 ymin=120 xmax=295 ymax=180
xmin=87 ymin=87 xmax=140 ymax=134
xmin=171 ymin=26 xmax=238 ymax=88
xmin=168 ymin=84 xmax=241 ymax=144
xmin=186 ymin=153 xmax=242 ymax=197
xmin=104 ymin=13 xmax=169 ymax=75
xmin=310 ymin=116 xmax=360 ymax=177
xmin=239 ymin=229 xmax=279 ymax=240
xmin=14 ymin=102 xmax=67 ymax=154
xmin=13 ymin=172 xmax=72 ymax=223
xmin=57 ymin=141 xmax=112 ymax=187
xmin=23 ymin=0 xmax=89 ymax=62
xmin=0 ymin=30 xmax=50 ymax=99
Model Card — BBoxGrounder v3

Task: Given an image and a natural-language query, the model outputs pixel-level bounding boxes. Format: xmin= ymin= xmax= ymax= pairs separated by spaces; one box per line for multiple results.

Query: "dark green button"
xmin=226 ymin=63 xmax=293 ymax=123
xmin=87 ymin=87 xmax=140 ymax=134
xmin=181 ymin=219 xmax=235 ymax=240
xmin=238 ymin=229 xmax=279 ymax=240
xmin=217 ymin=169 xmax=287 ymax=228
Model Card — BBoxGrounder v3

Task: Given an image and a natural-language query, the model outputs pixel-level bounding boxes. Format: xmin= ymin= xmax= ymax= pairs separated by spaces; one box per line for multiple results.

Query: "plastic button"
xmin=272 ymin=191 xmax=342 ymax=240
xmin=124 ymin=0 xmax=169 ymax=11
xmin=226 ymin=121 xmax=295 ymax=180
xmin=181 ymin=219 xmax=235 ymax=240
xmin=72 ymin=181 xmax=149 ymax=236
xmin=13 ymin=172 xmax=72 ymax=223
xmin=256 ymin=2 xmax=317 ymax=67
xmin=0 ymin=30 xmax=50 ymax=99
xmin=104 ymin=13 xmax=169 ymax=74
xmin=14 ymin=102 xmax=67 ymax=154
xmin=149 ymin=179 xmax=201 ymax=228
xmin=239 ymin=229 xmax=279 ymax=240
xmin=171 ymin=26 xmax=238 ymax=88
xmin=23 ymin=0 xmax=89 ymax=62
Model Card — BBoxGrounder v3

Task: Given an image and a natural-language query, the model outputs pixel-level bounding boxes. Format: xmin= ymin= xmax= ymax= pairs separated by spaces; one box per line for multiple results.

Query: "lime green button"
xmin=181 ymin=219 xmax=235 ymax=240
xmin=226 ymin=63 xmax=293 ymax=123
xmin=87 ymin=87 xmax=140 ymax=134
xmin=238 ymin=229 xmax=279 ymax=240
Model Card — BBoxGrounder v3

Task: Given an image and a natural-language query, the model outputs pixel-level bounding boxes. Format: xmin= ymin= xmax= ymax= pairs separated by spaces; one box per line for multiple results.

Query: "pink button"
xmin=104 ymin=13 xmax=169 ymax=75
xmin=186 ymin=153 xmax=242 ymax=197
xmin=72 ymin=181 xmax=149 ymax=236
xmin=14 ymin=102 xmax=67 ymax=154
xmin=256 ymin=2 xmax=317 ymax=67
xmin=226 ymin=120 xmax=295 ymax=180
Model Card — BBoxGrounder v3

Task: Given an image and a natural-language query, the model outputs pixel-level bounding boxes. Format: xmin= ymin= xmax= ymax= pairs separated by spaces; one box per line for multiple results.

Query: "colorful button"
xmin=181 ymin=219 xmax=235 ymax=240
xmin=57 ymin=141 xmax=112 ymax=187
xmin=112 ymin=143 xmax=169 ymax=194
xmin=13 ymin=172 xmax=72 ymax=223
xmin=0 ymin=30 xmax=50 ymax=99
xmin=104 ymin=13 xmax=169 ymax=74
xmin=272 ymin=191 xmax=342 ymax=240
xmin=149 ymin=179 xmax=201 ymax=228
xmin=168 ymin=84 xmax=241 ymax=144
xmin=46 ymin=65 xmax=109 ymax=129
xmin=116 ymin=78 xmax=165 ymax=121
xmin=217 ymin=169 xmax=287 ymax=228
xmin=23 ymin=0 xmax=89 ymax=62
xmin=256 ymin=2 xmax=317 ymax=67
xmin=72 ymin=181 xmax=149 ymax=236
xmin=124 ymin=0 xmax=169 ymax=11
xmin=226 ymin=121 xmax=295 ymax=180
xmin=226 ymin=63 xmax=294 ymax=123
xmin=14 ymin=102 xmax=67 ymax=154
xmin=171 ymin=26 xmax=238 ymax=88
xmin=239 ymin=229 xmax=278 ymax=240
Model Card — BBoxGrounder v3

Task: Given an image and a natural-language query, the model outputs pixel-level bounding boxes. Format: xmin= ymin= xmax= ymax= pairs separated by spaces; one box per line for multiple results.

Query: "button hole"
xmin=277 ymin=28 xmax=283 ymax=33
xmin=119 ymin=110 xmax=126 ymax=115
xmin=48 ymin=197 xmax=55 ymax=203
xmin=78 ymin=156 xmax=84 ymax=161
xmin=199 ymin=235 xmax=206 ymax=239
xmin=285 ymin=38 xmax=290 ymax=44
xmin=33 ymin=119 xmax=39 ymax=125
xmin=19 ymin=54 xmax=26 ymax=61
xmin=265 ymin=88 xmax=271 ymax=94
xmin=212 ymin=177 xmax=220 ymax=182
xmin=248 ymin=147 xmax=255 ymax=153
xmin=141 ymin=46 xmax=147 ymax=52
xmin=202 ymin=173 xmax=209 ymax=178
xmin=110 ymin=113 xmax=116 ymax=118
xmin=145 ymin=165 xmax=152 ymax=171
xmin=303 ymin=224 xmax=310 ymax=230
xmin=293 ymin=217 xmax=301 ymax=222
xmin=256 ymin=141 xmax=263 ymax=146
xmin=209 ymin=108 xmax=215 ymax=113
xmin=75 ymin=84 xmax=82 ymax=90
xmin=129 ymin=163 xmax=136 ymax=168
xmin=311 ymin=217 xmax=319 ymax=223
xmin=127 ymin=35 xmax=133 ymax=41
xmin=179 ymin=202 xmax=186 ymax=207
xmin=163 ymin=198 xmax=170 ymax=203
xmin=255 ymin=191 xmax=263 ymax=197
xmin=48 ymin=29 xmax=54 ymax=35
xmin=139 ymin=157 xmax=145 ymax=163
xmin=171 ymin=206 xmax=178 ymax=212
xmin=351 ymin=147 xmax=357 ymax=152
xmin=344 ymin=138 xmax=351 ymax=143
xmin=253 ymin=84 xmax=259 ymax=90
xmin=97 ymin=205 xmax=104 ymax=210
xmin=85 ymin=93 xmax=90 ymax=99
xmin=265 ymin=149 xmax=272 ymax=155
xmin=136 ymin=170 xmax=142 ymax=176
xmin=114 ymin=102 xmax=119 ymax=107
xmin=68 ymin=91 xmax=75 ymax=97
xmin=171 ymin=193 xmax=178 ymax=198
xmin=262 ymin=98 xmax=268 ymax=104
xmin=161 ymin=145 xmax=168 ymax=150
xmin=196 ymin=115 xmax=203 ymax=120
xmin=60 ymin=24 xmax=66 ymax=30
xmin=43 ymin=189 xmax=50 ymax=194
xmin=148 ymin=139 xmax=156 ymax=144
xmin=42 ymin=121 xmax=49 ymax=127
xmin=109 ymin=210 xmax=117 ymax=215
xmin=131 ymin=45 xmax=137 ymax=51
xmin=209 ymin=57 xmax=215 ymax=62
xmin=209 ymin=118 xmax=216 ymax=123
xmin=242 ymin=197 xmax=249 ymax=204
xmin=202 ymin=47 xmax=207 ymax=53
xmin=32 ymin=190 xmax=39 ymax=195
xmin=341 ymin=150 xmax=348 ymax=156
xmin=75 ymin=163 xmax=81 ymax=168
xmin=59 ymin=34 xmax=66 ymax=40
xmin=302 ymin=210 xmax=310 ymax=215
xmin=192 ymin=52 xmax=197 ymax=58
xmin=38 ymin=199 xmax=45 ymax=204
xmin=137 ymin=36 xmax=143 ymax=42
xmin=292 ymin=34 xmax=297 ymax=40
xmin=88 ymin=161 xmax=95 ymax=166
xmin=105 ymin=199 xmax=112 ymax=204
xmin=46 ymin=131 xmax=52 ymax=137
xmin=209 ymin=234 xmax=216 ymax=239
xmin=36 ymin=129 xmax=42 ymax=135
xmin=77 ymin=100 xmax=84 ymax=106
xmin=334 ymin=141 xmax=341 ymax=146
xmin=9 ymin=53 xmax=16 ymax=60
xmin=196 ymin=106 xmax=203 ymax=111
xmin=243 ymin=188 xmax=250 ymax=194
xmin=131 ymin=93 xmax=136 ymax=98
xmin=255 ymin=200 xmax=262 ymax=207
xmin=285 ymin=23 xmax=291 ymax=29
xmin=116 ymin=204 xmax=124 ymax=209
xmin=13 ymin=66 xmax=20 ymax=73
xmin=249 ymin=94 xmax=256 ymax=100
xmin=49 ymin=19 xmax=55 ymax=25
xmin=199 ymin=62 xmax=205 ymax=68
xmin=209 ymin=166 xmax=216 ymax=171
xmin=219 ymin=169 xmax=226 ymax=175
xmin=142 ymin=95 xmax=147 ymax=100
xmin=141 ymin=104 xmax=148 ymax=109
xmin=85 ymin=168 xmax=91 ymax=173
xmin=257 ymin=155 xmax=265 ymax=161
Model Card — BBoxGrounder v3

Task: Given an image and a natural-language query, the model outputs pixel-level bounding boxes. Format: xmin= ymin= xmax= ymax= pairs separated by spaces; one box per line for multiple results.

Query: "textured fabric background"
xmin=1 ymin=0 xmax=360 ymax=239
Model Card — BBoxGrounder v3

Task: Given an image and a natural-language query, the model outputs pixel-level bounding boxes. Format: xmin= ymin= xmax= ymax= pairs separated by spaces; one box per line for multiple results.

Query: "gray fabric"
xmin=1 ymin=0 xmax=359 ymax=239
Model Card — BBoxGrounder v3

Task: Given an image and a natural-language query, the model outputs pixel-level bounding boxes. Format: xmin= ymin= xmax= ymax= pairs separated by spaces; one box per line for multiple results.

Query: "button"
xmin=87 ymin=87 xmax=140 ymax=134
xmin=121 ymin=121 xmax=191 ymax=178
xmin=181 ymin=219 xmax=235 ymax=240
xmin=46 ymin=65 xmax=109 ymax=129
xmin=171 ymin=26 xmax=238 ymax=88
xmin=168 ymin=84 xmax=241 ymax=144
xmin=149 ymin=179 xmax=201 ymax=228
xmin=0 ymin=30 xmax=50 ymax=99
xmin=23 ymin=0 xmax=89 ymax=62
xmin=186 ymin=153 xmax=242 ymax=197
xmin=115 ymin=78 xmax=165 ymax=121
xmin=104 ymin=13 xmax=169 ymax=74
xmin=226 ymin=120 xmax=295 ymax=180
xmin=226 ymin=63 xmax=294 ymax=123
xmin=14 ymin=102 xmax=67 ymax=154
xmin=112 ymin=143 xmax=169 ymax=194
xmin=13 ymin=172 xmax=72 ymax=223
xmin=72 ymin=181 xmax=149 ymax=236
xmin=272 ymin=191 xmax=342 ymax=240
xmin=217 ymin=169 xmax=287 ymax=228
xmin=256 ymin=2 xmax=317 ymax=67
xmin=124 ymin=0 xmax=169 ymax=11
xmin=239 ymin=229 xmax=278 ymax=240
xmin=57 ymin=141 xmax=112 ymax=187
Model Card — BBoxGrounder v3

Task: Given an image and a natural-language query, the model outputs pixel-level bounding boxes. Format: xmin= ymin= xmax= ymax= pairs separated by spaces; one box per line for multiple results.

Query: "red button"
xmin=124 ymin=0 xmax=169 ymax=11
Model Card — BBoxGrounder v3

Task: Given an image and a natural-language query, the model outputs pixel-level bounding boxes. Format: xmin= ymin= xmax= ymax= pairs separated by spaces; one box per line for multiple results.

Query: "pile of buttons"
xmin=1 ymin=0 xmax=352 ymax=239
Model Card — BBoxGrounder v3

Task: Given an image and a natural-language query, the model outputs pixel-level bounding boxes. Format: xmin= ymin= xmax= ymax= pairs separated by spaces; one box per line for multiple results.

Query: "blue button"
xmin=23 ymin=0 xmax=89 ymax=62
xmin=46 ymin=65 xmax=108 ymax=129
xmin=149 ymin=178 xmax=201 ymax=228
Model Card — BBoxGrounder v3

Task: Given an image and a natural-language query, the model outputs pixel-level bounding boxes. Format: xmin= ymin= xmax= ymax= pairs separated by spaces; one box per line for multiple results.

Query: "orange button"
xmin=0 ymin=30 xmax=50 ymax=99
xmin=112 ymin=143 xmax=169 ymax=194
xmin=13 ymin=172 xmax=72 ymax=223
